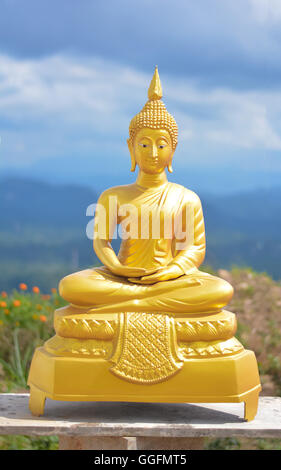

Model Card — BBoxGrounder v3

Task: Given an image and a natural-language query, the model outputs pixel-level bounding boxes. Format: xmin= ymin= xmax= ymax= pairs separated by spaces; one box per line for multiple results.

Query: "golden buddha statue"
xmin=28 ymin=67 xmax=261 ymax=420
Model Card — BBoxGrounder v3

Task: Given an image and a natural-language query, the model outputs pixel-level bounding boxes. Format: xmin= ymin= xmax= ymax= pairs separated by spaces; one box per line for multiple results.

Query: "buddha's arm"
xmin=93 ymin=190 xmax=155 ymax=278
xmin=170 ymin=193 xmax=206 ymax=274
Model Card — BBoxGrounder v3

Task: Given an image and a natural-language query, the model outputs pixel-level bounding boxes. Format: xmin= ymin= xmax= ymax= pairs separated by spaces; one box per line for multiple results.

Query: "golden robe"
xmin=59 ymin=182 xmax=233 ymax=313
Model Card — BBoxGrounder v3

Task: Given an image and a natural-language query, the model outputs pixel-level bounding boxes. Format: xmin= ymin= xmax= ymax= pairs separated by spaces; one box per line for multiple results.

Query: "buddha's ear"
xmin=167 ymin=145 xmax=176 ymax=173
xmin=127 ymin=138 xmax=136 ymax=172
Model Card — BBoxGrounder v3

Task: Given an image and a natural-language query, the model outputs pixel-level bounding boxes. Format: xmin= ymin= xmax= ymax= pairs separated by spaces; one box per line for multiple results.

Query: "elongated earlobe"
xmin=168 ymin=146 xmax=176 ymax=173
xmin=127 ymin=138 xmax=136 ymax=172
xmin=130 ymin=159 xmax=136 ymax=172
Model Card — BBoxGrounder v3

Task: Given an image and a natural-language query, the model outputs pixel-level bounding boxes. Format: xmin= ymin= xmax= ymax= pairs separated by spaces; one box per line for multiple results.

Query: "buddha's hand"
xmin=109 ymin=265 xmax=158 ymax=278
xmin=128 ymin=264 xmax=184 ymax=284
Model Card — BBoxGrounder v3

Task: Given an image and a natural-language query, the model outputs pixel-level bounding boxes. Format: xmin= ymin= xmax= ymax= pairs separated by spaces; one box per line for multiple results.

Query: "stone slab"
xmin=58 ymin=436 xmax=135 ymax=450
xmin=0 ymin=394 xmax=280 ymax=439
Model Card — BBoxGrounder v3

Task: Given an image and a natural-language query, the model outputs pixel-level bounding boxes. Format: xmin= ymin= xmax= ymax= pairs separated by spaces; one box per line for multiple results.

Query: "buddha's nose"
xmin=151 ymin=145 xmax=158 ymax=158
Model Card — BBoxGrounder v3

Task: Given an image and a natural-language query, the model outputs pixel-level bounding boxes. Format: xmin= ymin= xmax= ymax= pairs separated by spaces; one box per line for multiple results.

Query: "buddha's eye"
xmin=158 ymin=145 xmax=166 ymax=149
xmin=139 ymin=143 xmax=148 ymax=148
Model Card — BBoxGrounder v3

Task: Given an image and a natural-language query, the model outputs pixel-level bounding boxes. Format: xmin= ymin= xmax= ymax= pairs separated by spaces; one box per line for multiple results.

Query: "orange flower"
xmin=41 ymin=294 xmax=51 ymax=300
xmin=1 ymin=291 xmax=7 ymax=298
xmin=19 ymin=283 xmax=28 ymax=291
xmin=13 ymin=300 xmax=21 ymax=307
xmin=0 ymin=301 xmax=7 ymax=308
xmin=32 ymin=286 xmax=40 ymax=294
xmin=39 ymin=315 xmax=47 ymax=322
xmin=4 ymin=309 xmax=10 ymax=315
xmin=32 ymin=314 xmax=38 ymax=320
xmin=51 ymin=288 xmax=57 ymax=294
xmin=36 ymin=304 xmax=43 ymax=311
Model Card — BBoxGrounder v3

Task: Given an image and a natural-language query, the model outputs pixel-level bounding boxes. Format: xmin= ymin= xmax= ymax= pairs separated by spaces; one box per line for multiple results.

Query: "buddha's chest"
xmin=117 ymin=189 xmax=183 ymax=239
xmin=118 ymin=203 xmax=178 ymax=240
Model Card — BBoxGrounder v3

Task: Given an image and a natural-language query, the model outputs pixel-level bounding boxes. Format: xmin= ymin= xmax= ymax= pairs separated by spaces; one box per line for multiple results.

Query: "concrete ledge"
xmin=0 ymin=394 xmax=280 ymax=439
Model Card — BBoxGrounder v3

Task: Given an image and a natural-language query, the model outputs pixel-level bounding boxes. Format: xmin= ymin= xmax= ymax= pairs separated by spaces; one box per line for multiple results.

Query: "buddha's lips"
xmin=145 ymin=158 xmax=159 ymax=164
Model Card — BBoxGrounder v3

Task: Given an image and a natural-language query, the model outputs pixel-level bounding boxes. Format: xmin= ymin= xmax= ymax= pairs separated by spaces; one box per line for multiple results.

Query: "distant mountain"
xmin=0 ymin=176 xmax=280 ymax=290
xmin=205 ymin=188 xmax=281 ymax=238
xmin=3 ymin=161 xmax=281 ymax=195
xmin=2 ymin=176 xmax=280 ymax=234
xmin=0 ymin=177 xmax=98 ymax=230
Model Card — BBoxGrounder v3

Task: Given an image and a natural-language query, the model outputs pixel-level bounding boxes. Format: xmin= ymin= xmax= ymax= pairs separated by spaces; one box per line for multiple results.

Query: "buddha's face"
xmin=128 ymin=128 xmax=175 ymax=174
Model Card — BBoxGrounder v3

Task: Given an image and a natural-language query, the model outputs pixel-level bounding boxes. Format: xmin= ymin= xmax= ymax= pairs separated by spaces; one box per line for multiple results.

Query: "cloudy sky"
xmin=0 ymin=0 xmax=281 ymax=193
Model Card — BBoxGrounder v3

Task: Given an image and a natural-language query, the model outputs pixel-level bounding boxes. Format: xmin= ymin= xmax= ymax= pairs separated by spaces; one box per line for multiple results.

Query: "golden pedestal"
xmin=28 ymin=307 xmax=261 ymax=421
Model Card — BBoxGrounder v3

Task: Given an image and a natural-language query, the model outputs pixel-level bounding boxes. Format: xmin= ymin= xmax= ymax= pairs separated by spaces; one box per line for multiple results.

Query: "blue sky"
xmin=0 ymin=0 xmax=281 ymax=193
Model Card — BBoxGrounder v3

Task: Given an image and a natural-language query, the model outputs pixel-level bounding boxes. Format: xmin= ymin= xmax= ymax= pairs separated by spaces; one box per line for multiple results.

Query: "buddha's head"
xmin=127 ymin=67 xmax=178 ymax=174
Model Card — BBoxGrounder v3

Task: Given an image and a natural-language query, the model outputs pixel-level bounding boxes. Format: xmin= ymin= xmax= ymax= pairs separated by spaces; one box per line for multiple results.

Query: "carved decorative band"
xmin=44 ymin=334 xmax=243 ymax=360
xmin=176 ymin=313 xmax=236 ymax=342
xmin=44 ymin=335 xmax=112 ymax=358
xmin=179 ymin=337 xmax=243 ymax=358
xmin=55 ymin=317 xmax=116 ymax=340
xmin=54 ymin=309 xmax=236 ymax=343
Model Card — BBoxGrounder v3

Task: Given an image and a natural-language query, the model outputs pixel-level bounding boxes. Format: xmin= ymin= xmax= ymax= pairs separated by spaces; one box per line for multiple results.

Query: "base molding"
xmin=28 ymin=346 xmax=261 ymax=421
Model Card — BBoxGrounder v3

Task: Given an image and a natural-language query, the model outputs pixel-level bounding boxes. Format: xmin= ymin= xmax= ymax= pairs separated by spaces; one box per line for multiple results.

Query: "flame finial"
xmin=148 ymin=66 xmax=163 ymax=101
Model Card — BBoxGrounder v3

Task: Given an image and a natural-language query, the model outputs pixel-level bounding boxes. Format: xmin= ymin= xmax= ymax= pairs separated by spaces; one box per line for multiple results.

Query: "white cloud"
xmin=200 ymin=92 xmax=281 ymax=151
xmin=0 ymin=53 xmax=281 ymax=172
xmin=249 ymin=0 xmax=281 ymax=23
xmin=168 ymin=83 xmax=281 ymax=152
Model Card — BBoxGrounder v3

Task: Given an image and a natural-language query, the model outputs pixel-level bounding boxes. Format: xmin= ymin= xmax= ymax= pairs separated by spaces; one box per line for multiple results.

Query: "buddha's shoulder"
xmin=167 ymin=182 xmax=202 ymax=205
xmin=97 ymin=184 xmax=136 ymax=201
